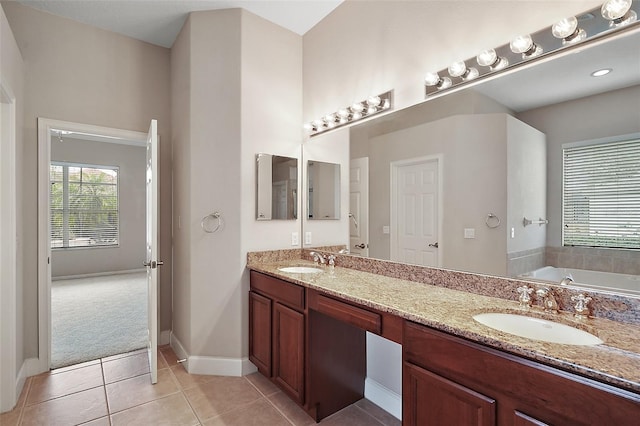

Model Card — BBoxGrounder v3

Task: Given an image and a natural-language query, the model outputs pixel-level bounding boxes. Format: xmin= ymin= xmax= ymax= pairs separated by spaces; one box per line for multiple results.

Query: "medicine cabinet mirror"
xmin=307 ymin=160 xmax=340 ymax=220
xmin=256 ymin=154 xmax=298 ymax=220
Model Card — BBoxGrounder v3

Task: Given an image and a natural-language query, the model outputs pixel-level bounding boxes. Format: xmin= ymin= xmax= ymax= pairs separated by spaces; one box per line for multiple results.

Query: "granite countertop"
xmin=248 ymin=260 xmax=640 ymax=394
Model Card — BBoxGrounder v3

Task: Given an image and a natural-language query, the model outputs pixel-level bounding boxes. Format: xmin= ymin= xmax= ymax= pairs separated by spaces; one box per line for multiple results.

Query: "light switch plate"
xmin=291 ymin=232 xmax=299 ymax=246
xmin=464 ymin=228 xmax=475 ymax=239
xmin=382 ymin=225 xmax=390 ymax=234
xmin=304 ymin=231 xmax=312 ymax=245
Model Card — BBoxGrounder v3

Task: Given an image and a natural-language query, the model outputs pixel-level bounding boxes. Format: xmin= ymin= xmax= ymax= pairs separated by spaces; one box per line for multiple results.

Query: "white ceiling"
xmin=16 ymin=0 xmax=344 ymax=48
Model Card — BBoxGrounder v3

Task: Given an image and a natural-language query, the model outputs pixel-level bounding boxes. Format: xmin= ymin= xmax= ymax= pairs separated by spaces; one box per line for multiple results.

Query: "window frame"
xmin=50 ymin=161 xmax=120 ymax=250
xmin=561 ymin=134 xmax=640 ymax=250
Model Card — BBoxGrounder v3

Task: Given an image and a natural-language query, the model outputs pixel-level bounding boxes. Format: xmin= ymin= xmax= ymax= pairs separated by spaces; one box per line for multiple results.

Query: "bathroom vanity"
xmin=248 ymin=252 xmax=640 ymax=425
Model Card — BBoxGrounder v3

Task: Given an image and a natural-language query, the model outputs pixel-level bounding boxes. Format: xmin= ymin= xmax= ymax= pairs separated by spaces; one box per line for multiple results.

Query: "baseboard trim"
xmin=168 ymin=333 xmax=257 ymax=377
xmin=52 ymin=268 xmax=146 ymax=281
xmin=159 ymin=330 xmax=171 ymax=346
xmin=364 ymin=377 xmax=402 ymax=420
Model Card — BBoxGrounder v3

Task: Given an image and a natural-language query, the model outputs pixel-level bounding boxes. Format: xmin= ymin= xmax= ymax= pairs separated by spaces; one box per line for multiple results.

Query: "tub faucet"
xmin=536 ymin=287 xmax=559 ymax=313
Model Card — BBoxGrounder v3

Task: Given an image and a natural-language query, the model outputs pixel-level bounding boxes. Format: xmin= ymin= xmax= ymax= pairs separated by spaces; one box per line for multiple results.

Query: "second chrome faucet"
xmin=536 ymin=287 xmax=559 ymax=313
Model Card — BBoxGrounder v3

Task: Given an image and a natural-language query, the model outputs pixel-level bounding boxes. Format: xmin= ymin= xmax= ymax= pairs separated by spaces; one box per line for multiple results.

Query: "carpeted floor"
xmin=51 ymin=272 xmax=148 ymax=368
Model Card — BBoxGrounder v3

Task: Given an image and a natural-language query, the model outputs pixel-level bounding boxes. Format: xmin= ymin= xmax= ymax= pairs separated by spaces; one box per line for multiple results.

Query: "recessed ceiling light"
xmin=591 ymin=68 xmax=612 ymax=77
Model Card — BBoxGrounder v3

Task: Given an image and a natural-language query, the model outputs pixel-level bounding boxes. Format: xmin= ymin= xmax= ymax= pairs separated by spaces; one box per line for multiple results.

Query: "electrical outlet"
xmin=291 ymin=232 xmax=299 ymax=246
xmin=305 ymin=231 xmax=312 ymax=245
xmin=382 ymin=225 xmax=390 ymax=234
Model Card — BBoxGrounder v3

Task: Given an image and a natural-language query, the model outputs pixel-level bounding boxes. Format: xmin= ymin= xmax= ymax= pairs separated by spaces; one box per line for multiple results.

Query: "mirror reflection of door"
xmin=256 ymin=154 xmax=298 ymax=220
xmin=349 ymin=157 xmax=369 ymax=257
xmin=307 ymin=160 xmax=341 ymax=220
xmin=391 ymin=156 xmax=441 ymax=267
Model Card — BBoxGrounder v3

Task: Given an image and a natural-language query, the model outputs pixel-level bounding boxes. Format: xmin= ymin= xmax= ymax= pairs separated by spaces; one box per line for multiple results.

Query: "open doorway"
xmin=37 ymin=119 xmax=158 ymax=372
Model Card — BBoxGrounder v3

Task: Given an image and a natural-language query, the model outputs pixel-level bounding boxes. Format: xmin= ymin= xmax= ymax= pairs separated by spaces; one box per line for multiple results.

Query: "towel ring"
xmin=201 ymin=212 xmax=222 ymax=233
xmin=485 ymin=213 xmax=501 ymax=229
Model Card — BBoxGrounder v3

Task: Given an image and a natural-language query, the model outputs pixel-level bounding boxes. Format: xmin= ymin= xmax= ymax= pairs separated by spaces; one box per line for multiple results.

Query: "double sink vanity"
xmin=248 ymin=249 xmax=640 ymax=425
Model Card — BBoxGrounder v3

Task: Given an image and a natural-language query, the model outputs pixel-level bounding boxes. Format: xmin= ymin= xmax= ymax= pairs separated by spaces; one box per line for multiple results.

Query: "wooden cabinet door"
xmin=249 ymin=291 xmax=272 ymax=376
xmin=274 ymin=302 xmax=305 ymax=404
xmin=404 ymin=361 xmax=496 ymax=426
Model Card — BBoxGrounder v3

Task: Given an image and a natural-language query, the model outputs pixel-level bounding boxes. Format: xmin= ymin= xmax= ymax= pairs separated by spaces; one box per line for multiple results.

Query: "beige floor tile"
xmin=158 ymin=349 xmax=169 ymax=370
xmin=203 ymin=398 xmax=291 ymax=426
xmin=103 ymin=351 xmax=151 ymax=384
xmin=80 ymin=416 xmax=112 ymax=425
xmin=105 ymin=368 xmax=180 ymax=413
xmin=159 ymin=346 xmax=181 ymax=367
xmin=27 ymin=363 xmax=104 ymax=405
xmin=51 ymin=358 xmax=101 ymax=375
xmin=21 ymin=387 xmax=108 ymax=426
xmin=102 ymin=348 xmax=147 ymax=363
xmin=183 ymin=376 xmax=262 ymax=421
xmin=319 ymin=405 xmax=383 ymax=425
xmin=245 ymin=372 xmax=280 ymax=397
xmin=170 ymin=365 xmax=216 ymax=390
xmin=0 ymin=408 xmax=22 ymax=426
xmin=355 ymin=399 xmax=401 ymax=426
xmin=266 ymin=391 xmax=314 ymax=426
xmin=110 ymin=393 xmax=198 ymax=426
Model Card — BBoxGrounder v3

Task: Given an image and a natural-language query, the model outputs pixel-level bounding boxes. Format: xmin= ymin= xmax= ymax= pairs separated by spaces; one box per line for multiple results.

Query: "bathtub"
xmin=520 ymin=266 xmax=640 ymax=295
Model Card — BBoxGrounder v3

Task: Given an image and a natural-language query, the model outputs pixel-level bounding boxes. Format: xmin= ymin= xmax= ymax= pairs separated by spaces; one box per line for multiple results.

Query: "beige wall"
xmin=171 ymin=8 xmax=302 ymax=361
xmin=517 ymin=85 xmax=640 ymax=247
xmin=2 ymin=2 xmax=172 ymax=357
xmin=1 ymin=2 xmax=25 ymax=405
xmin=50 ymin=138 xmax=146 ymax=277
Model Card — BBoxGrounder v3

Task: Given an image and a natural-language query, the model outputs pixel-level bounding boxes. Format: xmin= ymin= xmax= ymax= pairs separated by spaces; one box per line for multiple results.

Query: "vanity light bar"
xmin=425 ymin=0 xmax=639 ymax=97
xmin=305 ymin=90 xmax=393 ymax=137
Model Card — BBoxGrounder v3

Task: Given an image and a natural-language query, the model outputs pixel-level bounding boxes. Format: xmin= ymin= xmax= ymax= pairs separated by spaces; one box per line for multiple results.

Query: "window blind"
xmin=563 ymin=139 xmax=640 ymax=249
xmin=50 ymin=163 xmax=119 ymax=249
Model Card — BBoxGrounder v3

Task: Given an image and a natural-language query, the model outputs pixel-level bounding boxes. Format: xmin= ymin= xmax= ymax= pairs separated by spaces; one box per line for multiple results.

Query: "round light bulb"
xmin=324 ymin=113 xmax=336 ymax=123
xmin=312 ymin=119 xmax=323 ymax=127
xmin=424 ymin=72 xmax=442 ymax=86
xmin=476 ymin=49 xmax=497 ymax=67
xmin=382 ymin=99 xmax=391 ymax=109
xmin=339 ymin=117 xmax=348 ymax=124
xmin=303 ymin=123 xmax=313 ymax=131
xmin=367 ymin=106 xmax=377 ymax=114
xmin=366 ymin=95 xmax=381 ymax=107
xmin=601 ymin=0 xmax=632 ymax=20
xmin=337 ymin=108 xmax=350 ymax=118
xmin=352 ymin=111 xmax=362 ymax=120
xmin=438 ymin=77 xmax=452 ymax=90
xmin=448 ymin=61 xmax=467 ymax=78
xmin=552 ymin=17 xmax=578 ymax=39
xmin=351 ymin=102 xmax=364 ymax=113
xmin=510 ymin=35 xmax=533 ymax=54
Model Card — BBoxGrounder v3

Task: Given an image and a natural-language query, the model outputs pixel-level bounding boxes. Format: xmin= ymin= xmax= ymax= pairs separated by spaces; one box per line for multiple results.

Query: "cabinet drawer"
xmin=250 ymin=271 xmax=305 ymax=311
xmin=311 ymin=293 xmax=381 ymax=334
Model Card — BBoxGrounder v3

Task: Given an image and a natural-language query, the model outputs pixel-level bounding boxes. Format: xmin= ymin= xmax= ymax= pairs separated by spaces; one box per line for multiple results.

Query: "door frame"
xmin=390 ymin=155 xmax=444 ymax=267
xmin=37 ymin=118 xmax=147 ymax=372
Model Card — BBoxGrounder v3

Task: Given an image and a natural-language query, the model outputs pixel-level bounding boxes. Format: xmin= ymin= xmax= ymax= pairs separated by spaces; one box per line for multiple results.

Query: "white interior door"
xmin=350 ymin=157 xmax=369 ymax=256
xmin=145 ymin=119 xmax=160 ymax=384
xmin=391 ymin=157 xmax=441 ymax=267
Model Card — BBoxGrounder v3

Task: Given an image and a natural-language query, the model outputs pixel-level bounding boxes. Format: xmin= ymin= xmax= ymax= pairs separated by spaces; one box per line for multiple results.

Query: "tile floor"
xmin=1 ymin=345 xmax=401 ymax=426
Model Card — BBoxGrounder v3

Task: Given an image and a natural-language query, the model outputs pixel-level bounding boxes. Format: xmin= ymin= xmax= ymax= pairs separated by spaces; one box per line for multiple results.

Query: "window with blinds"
xmin=563 ymin=138 xmax=640 ymax=249
xmin=50 ymin=162 xmax=119 ymax=249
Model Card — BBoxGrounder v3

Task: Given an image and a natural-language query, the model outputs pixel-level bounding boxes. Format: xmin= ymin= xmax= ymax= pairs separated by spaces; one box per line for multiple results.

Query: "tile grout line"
xmin=243 ymin=376 xmax=296 ymax=426
xmin=352 ymin=402 xmax=388 ymax=426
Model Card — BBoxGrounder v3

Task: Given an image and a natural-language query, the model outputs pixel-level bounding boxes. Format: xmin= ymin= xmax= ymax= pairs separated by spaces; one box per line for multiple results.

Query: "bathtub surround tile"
xmin=27 ymin=363 xmax=104 ymax=405
xmin=21 ymin=387 xmax=108 ymax=426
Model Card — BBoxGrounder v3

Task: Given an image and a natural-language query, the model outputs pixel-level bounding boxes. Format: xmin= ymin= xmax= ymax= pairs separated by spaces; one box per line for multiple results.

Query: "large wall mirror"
xmin=307 ymin=160 xmax=341 ymax=220
xmin=308 ymin=26 xmax=640 ymax=297
xmin=256 ymin=154 xmax=298 ymax=220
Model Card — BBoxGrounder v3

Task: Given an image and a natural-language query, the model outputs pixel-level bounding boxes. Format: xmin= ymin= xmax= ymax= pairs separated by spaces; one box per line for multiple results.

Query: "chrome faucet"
xmin=327 ymin=255 xmax=336 ymax=267
xmin=536 ymin=287 xmax=559 ymax=313
xmin=571 ymin=293 xmax=593 ymax=319
xmin=516 ymin=285 xmax=534 ymax=308
xmin=309 ymin=251 xmax=326 ymax=265
xmin=560 ymin=276 xmax=574 ymax=286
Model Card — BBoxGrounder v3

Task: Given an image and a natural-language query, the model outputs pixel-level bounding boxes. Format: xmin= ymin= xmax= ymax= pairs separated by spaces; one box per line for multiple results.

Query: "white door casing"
xmin=145 ymin=119 xmax=160 ymax=384
xmin=37 ymin=118 xmax=148 ymax=374
xmin=350 ymin=157 xmax=369 ymax=257
xmin=390 ymin=156 xmax=443 ymax=267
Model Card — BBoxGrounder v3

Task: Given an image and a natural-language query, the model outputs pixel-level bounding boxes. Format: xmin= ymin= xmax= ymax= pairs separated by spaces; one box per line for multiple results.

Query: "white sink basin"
xmin=473 ymin=313 xmax=603 ymax=346
xmin=278 ymin=266 xmax=324 ymax=274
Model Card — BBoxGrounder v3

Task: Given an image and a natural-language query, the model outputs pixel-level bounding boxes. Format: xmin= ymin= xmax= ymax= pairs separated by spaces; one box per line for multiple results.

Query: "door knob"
xmin=428 ymin=242 xmax=439 ymax=248
xmin=355 ymin=243 xmax=367 ymax=249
